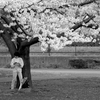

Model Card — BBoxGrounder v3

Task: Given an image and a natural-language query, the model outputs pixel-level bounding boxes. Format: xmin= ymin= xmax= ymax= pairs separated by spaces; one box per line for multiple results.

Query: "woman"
xmin=10 ymin=51 xmax=24 ymax=91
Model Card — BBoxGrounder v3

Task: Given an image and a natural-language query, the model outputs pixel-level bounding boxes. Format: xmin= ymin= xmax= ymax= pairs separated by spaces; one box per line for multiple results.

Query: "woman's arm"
xmin=10 ymin=58 xmax=15 ymax=68
xmin=19 ymin=58 xmax=24 ymax=68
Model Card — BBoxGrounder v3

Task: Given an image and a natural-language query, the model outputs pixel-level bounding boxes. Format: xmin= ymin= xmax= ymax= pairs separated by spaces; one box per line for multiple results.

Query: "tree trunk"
xmin=1 ymin=32 xmax=16 ymax=57
xmin=16 ymin=46 xmax=32 ymax=89
xmin=22 ymin=48 xmax=32 ymax=88
xmin=1 ymin=32 xmax=32 ymax=89
xmin=0 ymin=19 xmax=38 ymax=89
xmin=16 ymin=37 xmax=39 ymax=89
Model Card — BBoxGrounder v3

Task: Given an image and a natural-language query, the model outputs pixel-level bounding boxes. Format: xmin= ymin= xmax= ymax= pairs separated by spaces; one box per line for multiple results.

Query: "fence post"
xmin=75 ymin=45 xmax=77 ymax=56
xmin=47 ymin=44 xmax=51 ymax=56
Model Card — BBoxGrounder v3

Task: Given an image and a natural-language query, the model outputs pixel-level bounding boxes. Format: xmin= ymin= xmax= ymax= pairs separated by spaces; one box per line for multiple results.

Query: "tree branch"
xmin=19 ymin=37 xmax=39 ymax=52
xmin=37 ymin=0 xmax=95 ymax=15
xmin=10 ymin=13 xmax=31 ymax=36
xmin=0 ymin=22 xmax=16 ymax=57
xmin=83 ymin=24 xmax=99 ymax=29
xmin=1 ymin=16 xmax=19 ymax=34
xmin=57 ymin=15 xmax=96 ymax=38
xmin=39 ymin=7 xmax=65 ymax=15
xmin=71 ymin=15 xmax=95 ymax=31
xmin=78 ymin=0 xmax=96 ymax=7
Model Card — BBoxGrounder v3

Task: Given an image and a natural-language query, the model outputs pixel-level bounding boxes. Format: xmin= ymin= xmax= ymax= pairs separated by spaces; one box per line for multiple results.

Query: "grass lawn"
xmin=0 ymin=69 xmax=100 ymax=100
xmin=0 ymin=78 xmax=100 ymax=100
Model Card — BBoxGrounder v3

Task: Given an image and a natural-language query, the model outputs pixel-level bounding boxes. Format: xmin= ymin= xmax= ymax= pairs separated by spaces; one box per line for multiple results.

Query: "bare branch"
xmin=78 ymin=0 xmax=96 ymax=7
xmin=71 ymin=15 xmax=95 ymax=31
xmin=0 ymin=22 xmax=16 ymax=57
xmin=83 ymin=24 xmax=99 ymax=29
xmin=19 ymin=37 xmax=39 ymax=52
xmin=10 ymin=13 xmax=31 ymax=36
xmin=1 ymin=16 xmax=19 ymax=34
xmin=22 ymin=0 xmax=43 ymax=9
xmin=39 ymin=7 xmax=65 ymax=15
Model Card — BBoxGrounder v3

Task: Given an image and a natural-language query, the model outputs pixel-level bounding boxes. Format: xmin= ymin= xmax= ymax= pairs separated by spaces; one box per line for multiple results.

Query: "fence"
xmin=0 ymin=46 xmax=100 ymax=57
xmin=0 ymin=46 xmax=100 ymax=68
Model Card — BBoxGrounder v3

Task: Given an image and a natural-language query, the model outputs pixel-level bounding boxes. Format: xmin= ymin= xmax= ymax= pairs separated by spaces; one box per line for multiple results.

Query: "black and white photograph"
xmin=0 ymin=0 xmax=100 ymax=100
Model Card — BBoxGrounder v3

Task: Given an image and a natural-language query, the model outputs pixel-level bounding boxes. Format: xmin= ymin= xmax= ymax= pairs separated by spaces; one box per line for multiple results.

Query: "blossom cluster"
xmin=0 ymin=0 xmax=100 ymax=51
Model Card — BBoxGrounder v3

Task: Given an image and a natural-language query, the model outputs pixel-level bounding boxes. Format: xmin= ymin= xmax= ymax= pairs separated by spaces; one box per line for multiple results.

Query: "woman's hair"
xmin=14 ymin=52 xmax=20 ymax=57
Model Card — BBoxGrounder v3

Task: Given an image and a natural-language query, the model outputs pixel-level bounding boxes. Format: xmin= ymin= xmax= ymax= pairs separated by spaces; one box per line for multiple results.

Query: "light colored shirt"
xmin=10 ymin=57 xmax=24 ymax=68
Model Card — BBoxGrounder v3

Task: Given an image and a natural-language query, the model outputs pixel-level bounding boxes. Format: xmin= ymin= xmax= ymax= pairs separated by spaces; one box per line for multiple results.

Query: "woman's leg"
xmin=17 ymin=68 xmax=23 ymax=90
xmin=11 ymin=69 xmax=17 ymax=90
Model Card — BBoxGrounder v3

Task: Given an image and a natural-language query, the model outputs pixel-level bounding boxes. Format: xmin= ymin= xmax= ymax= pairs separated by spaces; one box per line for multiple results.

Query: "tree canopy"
xmin=0 ymin=0 xmax=100 ymax=51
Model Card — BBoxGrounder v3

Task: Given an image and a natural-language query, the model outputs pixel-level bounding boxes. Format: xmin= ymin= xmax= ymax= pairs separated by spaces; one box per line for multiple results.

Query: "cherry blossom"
xmin=0 ymin=0 xmax=100 ymax=51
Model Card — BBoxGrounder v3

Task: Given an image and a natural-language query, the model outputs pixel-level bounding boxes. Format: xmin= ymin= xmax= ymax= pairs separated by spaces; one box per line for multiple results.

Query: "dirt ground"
xmin=0 ymin=78 xmax=100 ymax=100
